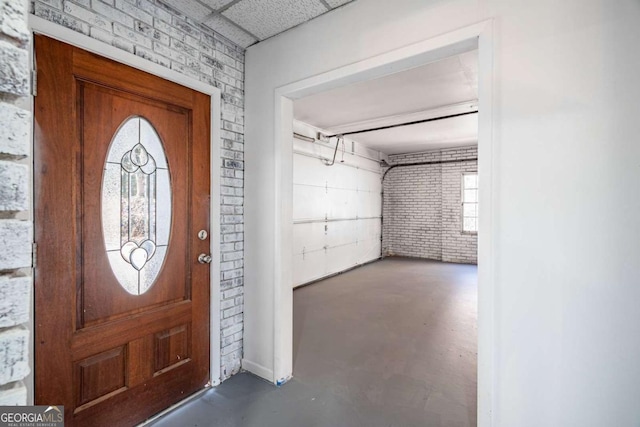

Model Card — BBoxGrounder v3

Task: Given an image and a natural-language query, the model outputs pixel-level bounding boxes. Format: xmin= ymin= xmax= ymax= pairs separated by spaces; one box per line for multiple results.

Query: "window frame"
xmin=461 ymin=171 xmax=478 ymax=235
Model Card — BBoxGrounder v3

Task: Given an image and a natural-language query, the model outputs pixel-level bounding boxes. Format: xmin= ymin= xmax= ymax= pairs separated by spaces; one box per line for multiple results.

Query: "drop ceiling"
xmin=159 ymin=0 xmax=355 ymax=48
xmin=293 ymin=50 xmax=479 ymax=155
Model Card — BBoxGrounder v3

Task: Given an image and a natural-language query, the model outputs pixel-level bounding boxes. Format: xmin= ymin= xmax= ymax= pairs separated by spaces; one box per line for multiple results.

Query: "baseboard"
xmin=293 ymin=256 xmax=382 ymax=289
xmin=241 ymin=359 xmax=274 ymax=383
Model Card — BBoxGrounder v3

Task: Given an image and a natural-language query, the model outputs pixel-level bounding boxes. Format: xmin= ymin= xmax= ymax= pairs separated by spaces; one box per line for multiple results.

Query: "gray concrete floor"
xmin=150 ymin=257 xmax=477 ymax=427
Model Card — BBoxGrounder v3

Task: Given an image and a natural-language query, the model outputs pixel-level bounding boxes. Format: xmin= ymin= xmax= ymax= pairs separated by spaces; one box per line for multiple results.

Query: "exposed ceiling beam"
xmin=323 ymin=100 xmax=478 ymax=136
xmin=325 ymin=111 xmax=478 ymax=138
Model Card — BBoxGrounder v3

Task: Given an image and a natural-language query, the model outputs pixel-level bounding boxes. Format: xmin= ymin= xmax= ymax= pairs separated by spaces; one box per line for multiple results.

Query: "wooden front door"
xmin=34 ymin=35 xmax=211 ymax=426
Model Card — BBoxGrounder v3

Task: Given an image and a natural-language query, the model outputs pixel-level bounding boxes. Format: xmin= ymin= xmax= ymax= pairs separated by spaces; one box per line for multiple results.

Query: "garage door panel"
xmin=358 ymin=168 xmax=382 ymax=192
xmin=293 ymin=154 xmax=328 ymax=187
xmin=293 ymin=185 xmax=327 ymax=219
xmin=356 ymin=238 xmax=382 ymax=264
xmin=327 ymin=188 xmax=357 ymax=219
xmin=293 ymin=222 xmax=326 ymax=255
xmin=326 ymin=163 xmax=357 ymax=190
xmin=357 ymin=191 xmax=381 ymax=218
xmin=326 ymin=243 xmax=358 ymax=273
xmin=293 ymin=251 xmax=326 ymax=287
xmin=326 ymin=220 xmax=356 ymax=248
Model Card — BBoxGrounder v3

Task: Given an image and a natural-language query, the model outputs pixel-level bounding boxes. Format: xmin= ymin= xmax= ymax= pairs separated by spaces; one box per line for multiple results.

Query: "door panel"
xmin=34 ymin=35 xmax=211 ymax=427
xmin=80 ymin=82 xmax=190 ymax=326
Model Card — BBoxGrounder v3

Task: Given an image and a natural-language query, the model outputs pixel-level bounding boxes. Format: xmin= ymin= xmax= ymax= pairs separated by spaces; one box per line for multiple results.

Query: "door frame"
xmin=270 ymin=20 xmax=495 ymax=425
xmin=28 ymin=15 xmax=222 ymax=387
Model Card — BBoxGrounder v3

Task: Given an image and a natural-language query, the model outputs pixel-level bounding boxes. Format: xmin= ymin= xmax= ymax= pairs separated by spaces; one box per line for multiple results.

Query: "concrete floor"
xmin=150 ymin=257 xmax=477 ymax=427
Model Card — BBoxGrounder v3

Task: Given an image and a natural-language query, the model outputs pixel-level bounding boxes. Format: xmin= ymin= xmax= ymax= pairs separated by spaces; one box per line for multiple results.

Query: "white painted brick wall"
xmin=0 ymin=40 xmax=29 ymax=94
xmin=0 ymin=328 xmax=29 ymax=386
xmin=0 ymin=103 xmax=30 ymax=156
xmin=0 ymin=0 xmax=31 ymax=405
xmin=0 ymin=277 xmax=31 ymax=328
xmin=0 ymin=221 xmax=32 ymax=270
xmin=0 ymin=161 xmax=29 ymax=211
xmin=30 ymin=0 xmax=246 ymax=380
xmin=0 ymin=382 xmax=27 ymax=405
xmin=383 ymin=146 xmax=478 ymax=264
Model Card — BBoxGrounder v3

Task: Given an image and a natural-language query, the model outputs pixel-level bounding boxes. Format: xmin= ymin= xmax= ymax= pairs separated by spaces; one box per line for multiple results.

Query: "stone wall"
xmin=0 ymin=0 xmax=31 ymax=406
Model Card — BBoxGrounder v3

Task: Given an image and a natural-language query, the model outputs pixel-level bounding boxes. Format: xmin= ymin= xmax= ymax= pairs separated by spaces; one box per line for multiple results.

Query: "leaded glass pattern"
xmin=102 ymin=117 xmax=171 ymax=295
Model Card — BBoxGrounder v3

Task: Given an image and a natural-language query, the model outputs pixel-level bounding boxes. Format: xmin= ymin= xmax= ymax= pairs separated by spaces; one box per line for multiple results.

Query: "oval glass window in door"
xmin=101 ymin=117 xmax=172 ymax=295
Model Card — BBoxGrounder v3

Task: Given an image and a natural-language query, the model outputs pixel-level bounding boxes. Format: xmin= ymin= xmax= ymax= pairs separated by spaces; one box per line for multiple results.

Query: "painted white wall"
xmin=245 ymin=0 xmax=640 ymax=426
xmin=291 ymin=121 xmax=384 ymax=287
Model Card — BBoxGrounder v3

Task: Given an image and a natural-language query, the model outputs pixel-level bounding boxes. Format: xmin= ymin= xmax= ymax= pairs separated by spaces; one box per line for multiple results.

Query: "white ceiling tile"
xmin=160 ymin=0 xmax=212 ymax=21
xmin=203 ymin=14 xmax=258 ymax=48
xmin=222 ymin=0 xmax=327 ymax=40
xmin=324 ymin=0 xmax=353 ymax=8
xmin=199 ymin=0 xmax=237 ymax=11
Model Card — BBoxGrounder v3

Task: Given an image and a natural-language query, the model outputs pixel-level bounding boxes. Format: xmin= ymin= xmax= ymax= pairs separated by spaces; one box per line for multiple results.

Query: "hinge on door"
xmin=31 ymin=45 xmax=37 ymax=96
xmin=32 ymin=243 xmax=37 ymax=267
xmin=31 ymin=69 xmax=37 ymax=96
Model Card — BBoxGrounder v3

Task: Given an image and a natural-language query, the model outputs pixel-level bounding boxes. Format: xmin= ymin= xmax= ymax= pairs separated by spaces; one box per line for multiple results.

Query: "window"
xmin=102 ymin=116 xmax=171 ymax=295
xmin=462 ymin=173 xmax=478 ymax=233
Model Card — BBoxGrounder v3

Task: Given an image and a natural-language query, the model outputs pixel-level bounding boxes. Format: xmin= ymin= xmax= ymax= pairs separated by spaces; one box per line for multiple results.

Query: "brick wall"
xmin=382 ymin=146 xmax=477 ymax=264
xmin=441 ymin=151 xmax=478 ymax=264
xmin=0 ymin=0 xmax=31 ymax=405
xmin=29 ymin=0 xmax=245 ymax=380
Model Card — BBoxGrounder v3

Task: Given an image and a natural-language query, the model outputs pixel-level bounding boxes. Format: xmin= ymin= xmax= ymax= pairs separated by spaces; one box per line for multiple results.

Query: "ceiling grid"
xmin=159 ymin=0 xmax=356 ymax=48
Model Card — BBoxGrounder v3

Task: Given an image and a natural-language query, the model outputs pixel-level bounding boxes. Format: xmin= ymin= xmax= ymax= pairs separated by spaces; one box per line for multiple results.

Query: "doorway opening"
xmin=271 ymin=20 xmax=494 ymax=425
xmin=289 ymin=46 xmax=479 ymax=425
